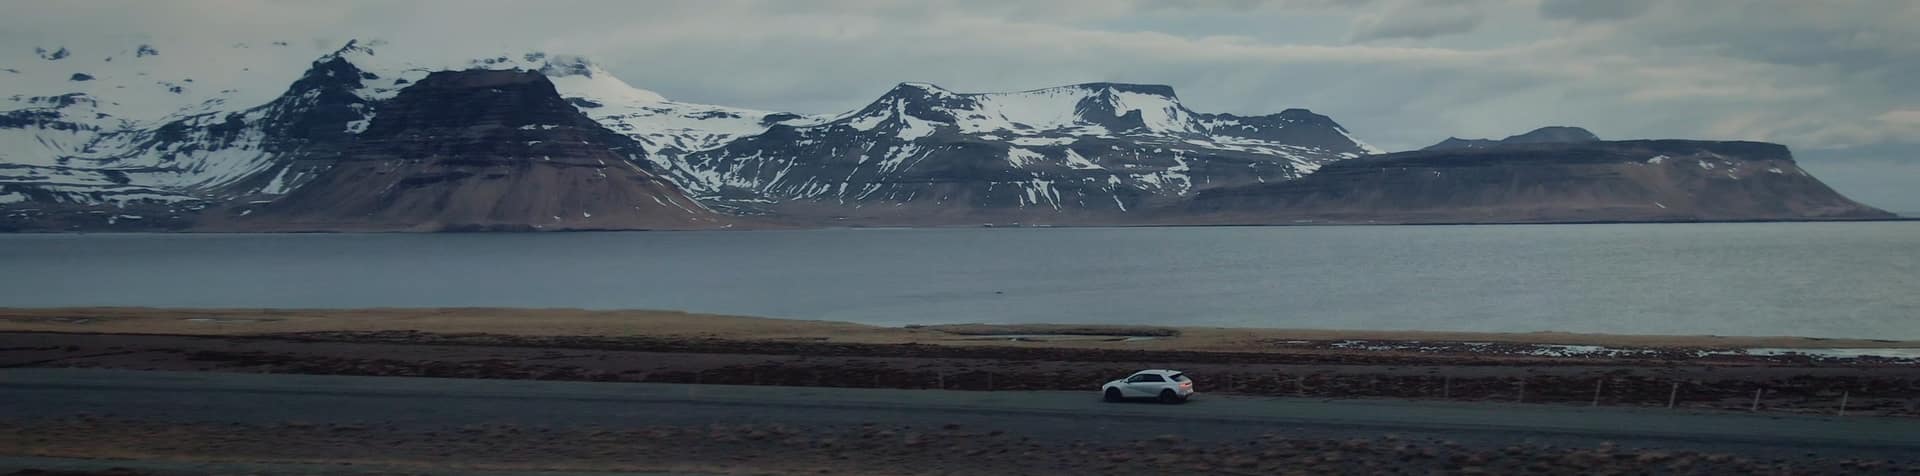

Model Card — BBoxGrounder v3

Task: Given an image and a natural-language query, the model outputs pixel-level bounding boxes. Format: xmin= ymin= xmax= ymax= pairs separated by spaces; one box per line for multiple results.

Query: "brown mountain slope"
xmin=207 ymin=70 xmax=722 ymax=232
xmin=1183 ymin=140 xmax=1893 ymax=224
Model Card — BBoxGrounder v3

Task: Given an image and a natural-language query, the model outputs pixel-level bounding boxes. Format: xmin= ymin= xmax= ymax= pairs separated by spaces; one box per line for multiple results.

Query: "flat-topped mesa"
xmin=1375 ymin=139 xmax=1793 ymax=168
xmin=1067 ymin=82 xmax=1178 ymax=97
xmin=1186 ymin=139 xmax=1893 ymax=224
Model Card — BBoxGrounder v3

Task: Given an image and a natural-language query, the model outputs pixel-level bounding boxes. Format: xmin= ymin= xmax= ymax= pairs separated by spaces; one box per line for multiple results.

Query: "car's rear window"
xmin=1170 ymin=373 xmax=1190 ymax=382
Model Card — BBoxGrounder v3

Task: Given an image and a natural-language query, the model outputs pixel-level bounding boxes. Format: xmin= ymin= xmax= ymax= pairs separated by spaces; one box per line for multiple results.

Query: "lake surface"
xmin=2 ymin=223 xmax=1916 ymax=339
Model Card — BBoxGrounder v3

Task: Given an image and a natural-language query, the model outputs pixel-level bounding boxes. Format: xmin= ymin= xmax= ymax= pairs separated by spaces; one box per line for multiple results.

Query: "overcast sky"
xmin=8 ymin=0 xmax=1918 ymax=211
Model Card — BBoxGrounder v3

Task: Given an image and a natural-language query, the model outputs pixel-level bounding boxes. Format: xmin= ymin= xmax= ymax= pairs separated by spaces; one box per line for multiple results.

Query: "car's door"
xmin=1125 ymin=373 xmax=1166 ymax=397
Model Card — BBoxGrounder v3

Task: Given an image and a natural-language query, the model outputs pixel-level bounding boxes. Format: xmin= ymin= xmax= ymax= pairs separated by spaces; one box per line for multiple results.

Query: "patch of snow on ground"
xmin=1736 ymin=348 xmax=1920 ymax=360
xmin=1339 ymin=128 xmax=1387 ymax=155
xmin=1111 ymin=90 xmax=1202 ymax=134
xmin=895 ymin=110 xmax=938 ymax=140
xmin=344 ymin=113 xmax=373 ymax=134
xmin=1062 ymin=149 xmax=1102 ymax=170
xmin=1008 ymin=136 xmax=1075 ymax=147
xmin=1004 ymin=147 xmax=1044 ymax=168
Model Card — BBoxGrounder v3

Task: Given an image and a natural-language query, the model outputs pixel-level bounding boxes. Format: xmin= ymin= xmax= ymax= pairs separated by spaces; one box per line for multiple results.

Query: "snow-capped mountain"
xmin=1 ymin=39 xmax=328 ymax=207
xmin=3 ymin=38 xmax=1388 ymax=230
xmin=0 ymin=40 xmax=803 ymax=207
xmin=680 ymin=82 xmax=1380 ymax=219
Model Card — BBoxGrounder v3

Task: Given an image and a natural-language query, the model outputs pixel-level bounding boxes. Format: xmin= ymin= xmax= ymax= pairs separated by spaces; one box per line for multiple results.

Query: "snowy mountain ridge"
xmin=836 ymin=81 xmax=1381 ymax=161
xmin=676 ymin=81 xmax=1381 ymax=218
xmin=4 ymin=38 xmax=1387 ymax=229
xmin=0 ymin=39 xmax=807 ymax=207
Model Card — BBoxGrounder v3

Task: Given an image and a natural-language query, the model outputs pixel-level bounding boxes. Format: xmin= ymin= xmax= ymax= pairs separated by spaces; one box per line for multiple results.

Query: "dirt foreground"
xmin=5 ymin=307 xmax=1920 ymax=474
xmin=4 ymin=307 xmax=1918 ymax=415
xmin=8 ymin=418 xmax=1919 ymax=476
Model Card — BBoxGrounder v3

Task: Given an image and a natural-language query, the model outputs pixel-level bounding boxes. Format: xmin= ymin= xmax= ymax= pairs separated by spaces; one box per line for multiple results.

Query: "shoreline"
xmin=4 ymin=306 xmax=1918 ymax=351
xmin=3 ymin=214 xmax=1912 ymax=234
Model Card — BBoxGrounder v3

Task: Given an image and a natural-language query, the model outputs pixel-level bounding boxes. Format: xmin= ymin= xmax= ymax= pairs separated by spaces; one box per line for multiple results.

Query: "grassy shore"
xmin=2 ymin=307 xmax=1913 ymax=351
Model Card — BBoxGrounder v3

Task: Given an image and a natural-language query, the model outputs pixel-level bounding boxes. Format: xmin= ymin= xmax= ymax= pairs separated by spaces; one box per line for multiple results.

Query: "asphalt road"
xmin=3 ymin=368 xmax=1917 ymax=458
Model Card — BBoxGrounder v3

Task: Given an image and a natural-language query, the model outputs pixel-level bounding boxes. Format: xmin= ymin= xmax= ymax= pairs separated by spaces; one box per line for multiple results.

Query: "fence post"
xmin=1667 ymin=382 xmax=1680 ymax=409
xmin=1751 ymin=388 xmax=1762 ymax=412
xmin=1839 ymin=391 xmax=1850 ymax=416
xmin=1592 ymin=379 xmax=1604 ymax=407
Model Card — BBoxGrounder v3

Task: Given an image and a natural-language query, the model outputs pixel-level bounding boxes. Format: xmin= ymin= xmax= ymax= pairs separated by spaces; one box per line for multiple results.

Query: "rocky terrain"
xmin=1186 ymin=137 xmax=1894 ymax=224
xmin=8 ymin=418 xmax=1915 ymax=475
xmin=0 ymin=40 xmax=1894 ymax=231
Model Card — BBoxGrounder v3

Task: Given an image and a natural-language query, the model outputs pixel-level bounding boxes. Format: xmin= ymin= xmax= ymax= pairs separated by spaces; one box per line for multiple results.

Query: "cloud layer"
xmin=4 ymin=0 xmax=1916 ymax=210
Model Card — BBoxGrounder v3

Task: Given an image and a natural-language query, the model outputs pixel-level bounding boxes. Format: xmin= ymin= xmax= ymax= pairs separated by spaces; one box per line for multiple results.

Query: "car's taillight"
xmin=1181 ymin=381 xmax=1192 ymax=387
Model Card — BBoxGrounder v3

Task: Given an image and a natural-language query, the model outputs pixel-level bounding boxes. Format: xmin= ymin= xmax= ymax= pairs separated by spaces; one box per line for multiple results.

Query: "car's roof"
xmin=1131 ymin=369 xmax=1183 ymax=375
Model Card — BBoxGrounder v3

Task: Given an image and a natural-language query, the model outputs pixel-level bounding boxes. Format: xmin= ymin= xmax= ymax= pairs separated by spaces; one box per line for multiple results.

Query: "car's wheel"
xmin=1104 ymin=388 xmax=1124 ymax=402
xmin=1158 ymin=389 xmax=1182 ymax=404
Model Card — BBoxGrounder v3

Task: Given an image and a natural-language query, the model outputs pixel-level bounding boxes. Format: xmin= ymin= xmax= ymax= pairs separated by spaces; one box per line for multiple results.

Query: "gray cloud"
xmin=1538 ymin=0 xmax=1654 ymax=22
xmin=1348 ymin=3 xmax=1487 ymax=42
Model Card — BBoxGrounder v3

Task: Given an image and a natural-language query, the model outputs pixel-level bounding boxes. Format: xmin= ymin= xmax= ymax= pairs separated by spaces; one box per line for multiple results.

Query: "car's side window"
xmin=1130 ymin=374 xmax=1165 ymax=383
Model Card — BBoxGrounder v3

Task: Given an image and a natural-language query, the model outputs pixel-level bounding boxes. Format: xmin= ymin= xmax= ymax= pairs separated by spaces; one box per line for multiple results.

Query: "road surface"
xmin=3 ymin=369 xmax=1917 ymax=464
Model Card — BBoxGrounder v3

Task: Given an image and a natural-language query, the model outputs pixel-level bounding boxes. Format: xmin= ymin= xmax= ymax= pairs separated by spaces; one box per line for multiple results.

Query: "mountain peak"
xmin=1503 ymin=126 xmax=1599 ymax=144
xmin=1423 ymin=126 xmax=1601 ymax=151
xmin=317 ymin=40 xmax=380 ymax=67
xmin=883 ymin=82 xmax=957 ymax=99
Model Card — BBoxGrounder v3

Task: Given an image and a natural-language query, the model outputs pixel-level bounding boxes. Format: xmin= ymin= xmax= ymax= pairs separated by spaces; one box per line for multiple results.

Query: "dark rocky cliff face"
xmin=1184 ymin=140 xmax=1894 ymax=224
xmin=213 ymin=70 xmax=720 ymax=231
xmin=132 ymin=54 xmax=375 ymax=197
